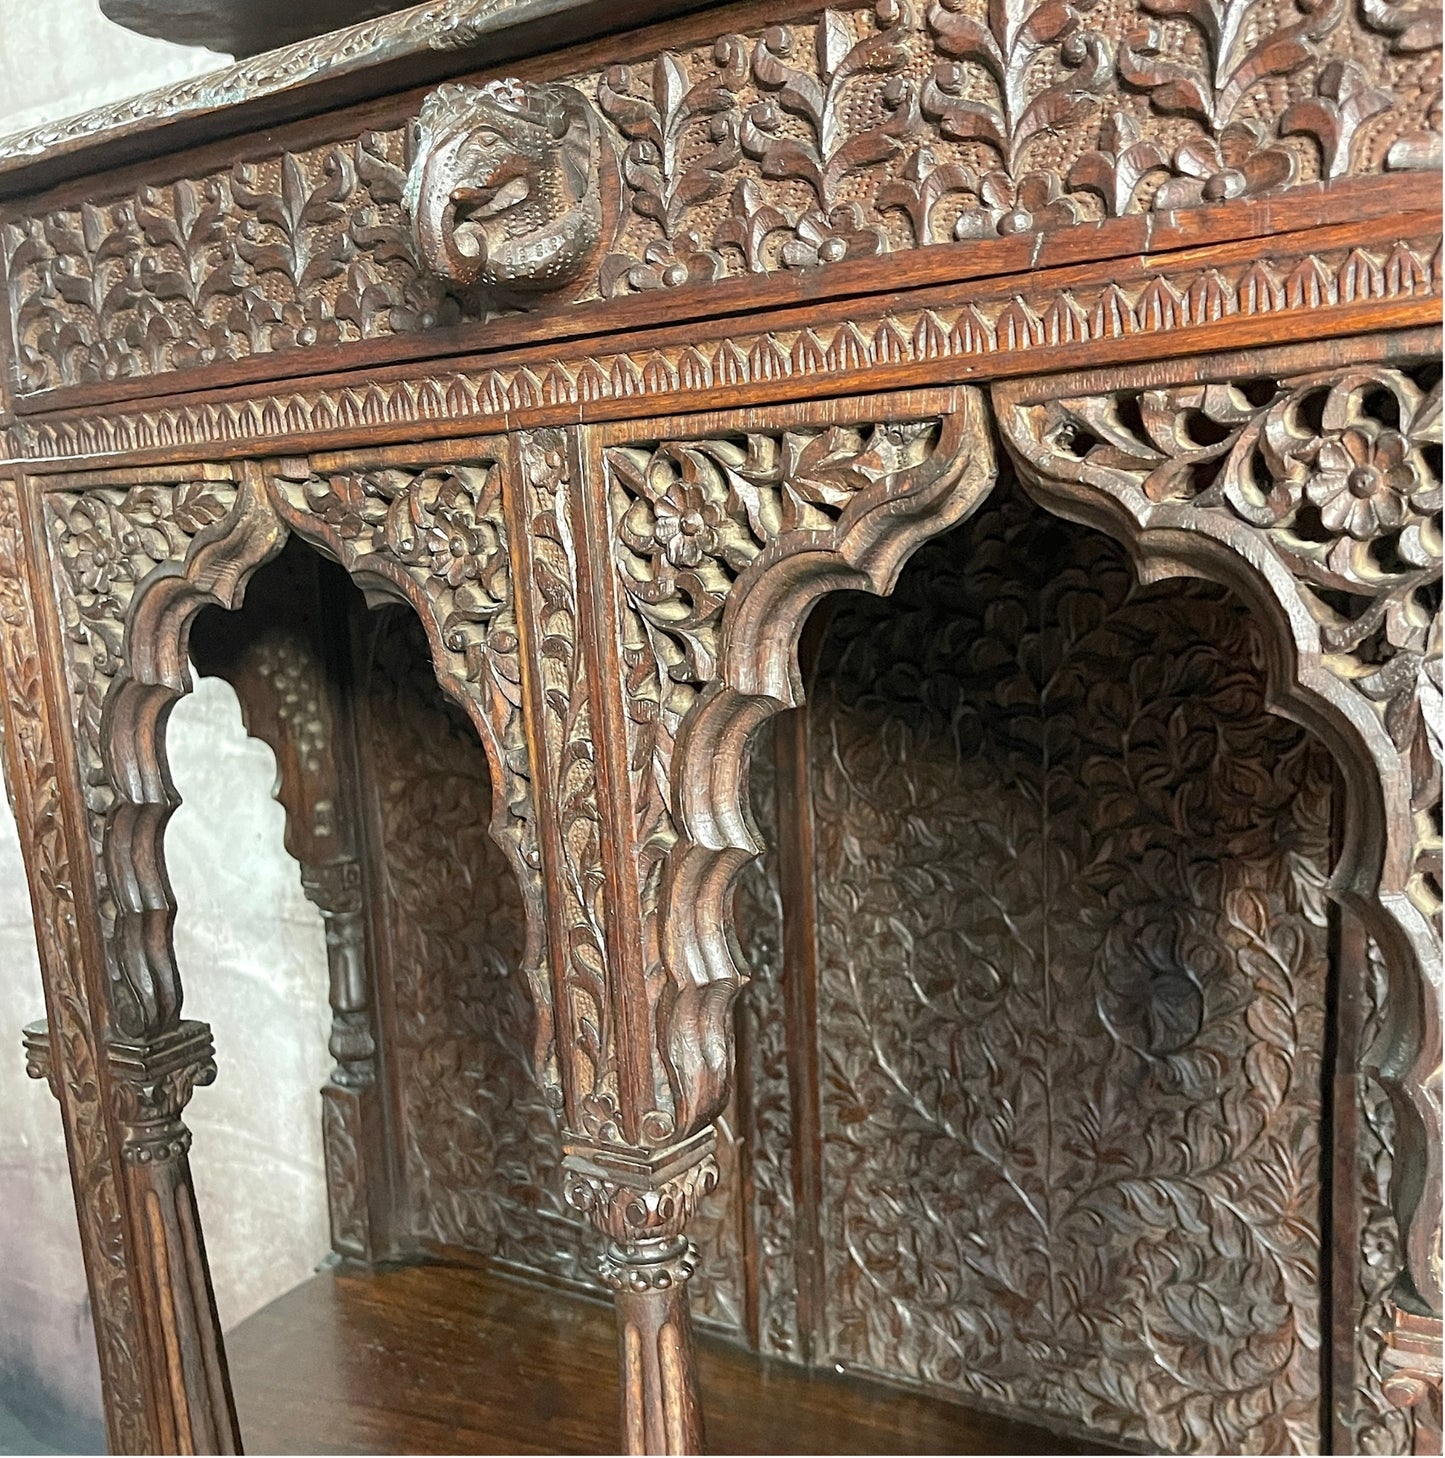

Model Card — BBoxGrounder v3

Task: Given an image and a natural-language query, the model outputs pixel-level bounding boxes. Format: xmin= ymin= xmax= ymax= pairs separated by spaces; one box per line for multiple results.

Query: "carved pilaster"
xmin=301 ymin=854 xmax=388 ymax=1262
xmin=563 ymin=1133 xmax=719 ymax=1455
xmin=107 ymin=1022 xmax=240 ymax=1455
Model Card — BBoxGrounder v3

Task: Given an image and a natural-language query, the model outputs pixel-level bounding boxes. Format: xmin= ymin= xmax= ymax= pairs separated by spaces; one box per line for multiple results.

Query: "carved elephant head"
xmin=402 ymin=78 xmax=613 ymax=294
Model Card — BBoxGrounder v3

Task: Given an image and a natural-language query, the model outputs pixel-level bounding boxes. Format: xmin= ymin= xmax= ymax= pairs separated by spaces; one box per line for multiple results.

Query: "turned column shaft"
xmin=304 ymin=858 xmax=392 ymax=1263
xmin=607 ymin=1240 xmax=705 ymax=1454
xmin=109 ymin=1022 xmax=241 ymax=1455
xmin=564 ymin=1138 xmax=717 ymax=1456
xmin=122 ymin=1148 xmax=239 ymax=1453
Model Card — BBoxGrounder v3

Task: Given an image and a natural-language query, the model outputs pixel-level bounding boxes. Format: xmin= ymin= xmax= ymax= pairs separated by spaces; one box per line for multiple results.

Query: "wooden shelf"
xmin=227 ymin=1262 xmax=1115 ymax=1455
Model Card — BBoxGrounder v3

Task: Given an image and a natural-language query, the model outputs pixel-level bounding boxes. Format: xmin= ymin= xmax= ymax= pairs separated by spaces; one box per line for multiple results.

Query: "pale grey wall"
xmin=0 ymin=10 xmax=334 ymax=1450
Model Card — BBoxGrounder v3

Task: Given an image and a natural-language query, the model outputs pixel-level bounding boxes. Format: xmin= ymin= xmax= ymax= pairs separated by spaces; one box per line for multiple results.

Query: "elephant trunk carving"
xmin=403 ymin=79 xmax=614 ymax=294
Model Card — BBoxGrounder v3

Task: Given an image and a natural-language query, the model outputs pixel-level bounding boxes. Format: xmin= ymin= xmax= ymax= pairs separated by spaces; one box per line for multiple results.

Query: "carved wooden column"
xmin=995 ymin=330 xmax=1444 ymax=1447
xmin=499 ymin=388 xmax=995 ymax=1452
xmin=303 ymin=856 xmax=392 ymax=1260
xmin=16 ymin=464 xmax=289 ymax=1453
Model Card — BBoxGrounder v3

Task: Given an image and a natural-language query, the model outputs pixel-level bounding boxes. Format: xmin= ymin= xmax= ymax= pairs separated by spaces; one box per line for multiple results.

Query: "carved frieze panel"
xmin=804 ymin=486 xmax=1337 ymax=1451
xmin=11 ymin=227 xmax=1439 ymax=467
xmin=3 ymin=0 xmax=1438 ymax=396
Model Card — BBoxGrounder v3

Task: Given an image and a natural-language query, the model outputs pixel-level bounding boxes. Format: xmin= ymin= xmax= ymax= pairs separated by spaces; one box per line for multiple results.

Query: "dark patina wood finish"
xmin=1 ymin=0 xmax=1440 ymax=1450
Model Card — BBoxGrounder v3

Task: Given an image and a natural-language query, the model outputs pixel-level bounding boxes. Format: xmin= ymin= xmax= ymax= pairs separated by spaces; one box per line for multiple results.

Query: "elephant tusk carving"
xmin=402 ymin=78 xmax=617 ymax=295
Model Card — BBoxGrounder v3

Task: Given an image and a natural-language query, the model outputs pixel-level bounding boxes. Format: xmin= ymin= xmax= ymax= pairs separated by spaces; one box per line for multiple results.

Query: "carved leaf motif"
xmin=0 ymin=478 xmax=147 ymax=1447
xmin=599 ymin=41 xmax=747 ymax=240
xmin=3 ymin=0 xmax=1439 ymax=387
xmin=807 ymin=488 xmax=1333 ymax=1450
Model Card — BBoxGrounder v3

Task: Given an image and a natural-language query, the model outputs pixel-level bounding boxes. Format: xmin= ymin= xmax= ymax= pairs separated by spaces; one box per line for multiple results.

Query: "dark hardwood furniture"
xmin=0 ymin=0 xmax=1440 ymax=1451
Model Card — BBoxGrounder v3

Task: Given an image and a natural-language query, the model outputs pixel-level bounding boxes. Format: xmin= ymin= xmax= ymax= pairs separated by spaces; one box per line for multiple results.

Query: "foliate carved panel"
xmin=5 ymin=0 xmax=1439 ymax=394
xmin=808 ymin=488 xmax=1335 ymax=1452
xmin=13 ymin=227 xmax=1439 ymax=467
xmin=357 ymin=604 xmax=592 ymax=1278
xmin=513 ymin=428 xmax=621 ymax=1138
xmin=996 ymin=355 xmax=1443 ymax=1321
xmin=0 ymin=476 xmax=146 ymax=1449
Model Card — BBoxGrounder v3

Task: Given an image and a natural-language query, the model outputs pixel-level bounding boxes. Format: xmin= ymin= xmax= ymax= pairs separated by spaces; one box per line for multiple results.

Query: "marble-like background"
xmin=0 ymin=12 xmax=334 ymax=1449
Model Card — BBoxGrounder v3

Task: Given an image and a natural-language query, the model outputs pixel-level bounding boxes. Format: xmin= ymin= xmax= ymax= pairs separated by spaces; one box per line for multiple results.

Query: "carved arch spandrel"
xmin=44 ymin=445 xmax=551 ymax=1097
xmin=44 ymin=465 xmax=286 ymax=1040
xmin=592 ymin=388 xmax=996 ymax=1141
xmin=991 ymin=338 xmax=1443 ymax=1362
xmin=259 ymin=449 xmax=556 ymax=1100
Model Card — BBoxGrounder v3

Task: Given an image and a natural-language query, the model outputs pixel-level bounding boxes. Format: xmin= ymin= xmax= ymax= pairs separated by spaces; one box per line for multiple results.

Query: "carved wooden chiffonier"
xmin=0 ymin=0 xmax=1440 ymax=1451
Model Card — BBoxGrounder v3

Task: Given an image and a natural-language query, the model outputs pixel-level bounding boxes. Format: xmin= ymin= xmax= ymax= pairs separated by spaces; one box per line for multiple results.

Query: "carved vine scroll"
xmin=264 ymin=449 xmax=555 ymax=1099
xmin=595 ymin=388 xmax=995 ymax=1143
xmin=994 ymin=347 xmax=1443 ymax=1408
xmin=4 ymin=0 xmax=1438 ymax=396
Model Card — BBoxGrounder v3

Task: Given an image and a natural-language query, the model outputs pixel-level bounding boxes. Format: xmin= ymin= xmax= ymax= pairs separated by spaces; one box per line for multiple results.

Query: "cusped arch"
xmin=989 ymin=344 xmax=1442 ymax=1335
xmin=637 ymin=387 xmax=997 ymax=1135
xmin=72 ymin=452 xmax=552 ymax=1095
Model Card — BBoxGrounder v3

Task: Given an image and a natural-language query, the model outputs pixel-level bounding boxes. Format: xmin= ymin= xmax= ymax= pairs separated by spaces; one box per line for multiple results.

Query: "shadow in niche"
xmin=731 ymin=473 xmax=1417 ymax=1455
xmin=184 ymin=539 xmax=620 ymax=1313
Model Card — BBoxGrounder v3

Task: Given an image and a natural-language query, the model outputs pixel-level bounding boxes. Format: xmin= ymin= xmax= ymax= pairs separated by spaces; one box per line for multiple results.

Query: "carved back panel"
xmin=799 ymin=482 xmax=1335 ymax=1450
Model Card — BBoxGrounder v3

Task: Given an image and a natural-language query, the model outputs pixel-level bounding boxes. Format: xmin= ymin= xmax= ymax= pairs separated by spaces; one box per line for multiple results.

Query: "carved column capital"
xmin=106 ymin=1021 xmax=218 ymax=1165
xmin=1383 ymin=1304 xmax=1444 ymax=1441
xmin=21 ymin=1020 xmax=58 ymax=1098
xmin=562 ymin=1130 xmax=719 ymax=1251
xmin=301 ymin=857 xmax=364 ymax=916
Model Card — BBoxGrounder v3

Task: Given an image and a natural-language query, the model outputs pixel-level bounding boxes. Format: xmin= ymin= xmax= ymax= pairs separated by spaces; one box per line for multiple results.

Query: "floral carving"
xmin=47 ymin=476 xmax=240 ymax=1031
xmin=1012 ymin=364 xmax=1441 ymax=918
xmin=269 ymin=455 xmax=554 ymax=1098
xmin=608 ymin=419 xmax=942 ymax=958
xmin=598 ymin=42 xmax=746 ymax=290
xmin=3 ymin=128 xmax=477 ymax=395
xmin=997 ymin=353 xmax=1443 ymax=1347
xmin=923 ymin=0 xmax=1111 ymax=230
xmin=805 ymin=489 xmax=1335 ymax=1450
xmin=514 ymin=429 xmax=620 ymax=1137
xmin=0 ymin=479 xmax=147 ymax=1448
xmin=1119 ymin=0 xmax=1345 ymax=206
xmin=3 ymin=0 xmax=1439 ymax=392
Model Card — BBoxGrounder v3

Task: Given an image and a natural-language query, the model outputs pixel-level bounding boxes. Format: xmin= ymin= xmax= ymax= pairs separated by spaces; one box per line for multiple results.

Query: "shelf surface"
xmin=227 ymin=1261 xmax=1116 ymax=1455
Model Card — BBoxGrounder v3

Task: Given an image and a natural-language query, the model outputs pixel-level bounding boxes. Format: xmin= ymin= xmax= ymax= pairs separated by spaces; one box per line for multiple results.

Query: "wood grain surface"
xmin=227 ymin=1261 xmax=1119 ymax=1455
